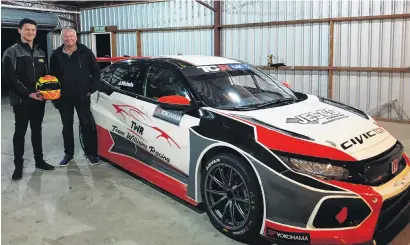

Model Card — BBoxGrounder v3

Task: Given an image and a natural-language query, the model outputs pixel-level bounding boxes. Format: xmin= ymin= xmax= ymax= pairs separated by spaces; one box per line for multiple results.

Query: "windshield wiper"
xmin=217 ymin=97 xmax=297 ymax=111
xmin=255 ymin=97 xmax=296 ymax=109
xmin=216 ymin=105 xmax=257 ymax=111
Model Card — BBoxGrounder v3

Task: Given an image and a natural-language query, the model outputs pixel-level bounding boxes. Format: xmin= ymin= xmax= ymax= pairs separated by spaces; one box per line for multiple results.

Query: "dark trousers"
xmin=13 ymin=102 xmax=46 ymax=167
xmin=57 ymin=97 xmax=97 ymax=156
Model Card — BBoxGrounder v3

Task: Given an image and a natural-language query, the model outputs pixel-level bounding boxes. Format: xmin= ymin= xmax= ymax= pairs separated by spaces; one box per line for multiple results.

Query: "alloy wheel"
xmin=204 ymin=163 xmax=251 ymax=230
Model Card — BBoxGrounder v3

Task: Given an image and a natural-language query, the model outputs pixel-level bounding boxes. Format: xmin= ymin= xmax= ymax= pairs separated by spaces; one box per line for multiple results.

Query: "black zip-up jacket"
xmin=49 ymin=42 xmax=100 ymax=101
xmin=2 ymin=41 xmax=48 ymax=106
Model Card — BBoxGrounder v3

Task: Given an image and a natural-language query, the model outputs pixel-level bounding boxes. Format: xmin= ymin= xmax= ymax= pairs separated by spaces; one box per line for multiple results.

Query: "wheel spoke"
xmin=221 ymin=200 xmax=231 ymax=222
xmin=218 ymin=167 xmax=229 ymax=187
xmin=234 ymin=201 xmax=246 ymax=220
xmin=210 ymin=174 xmax=227 ymax=190
xmin=211 ymin=195 xmax=228 ymax=209
xmin=235 ymin=197 xmax=249 ymax=203
xmin=228 ymin=168 xmax=233 ymax=187
xmin=206 ymin=189 xmax=225 ymax=196
xmin=230 ymin=200 xmax=236 ymax=226
xmin=204 ymin=162 xmax=251 ymax=230
xmin=232 ymin=182 xmax=243 ymax=191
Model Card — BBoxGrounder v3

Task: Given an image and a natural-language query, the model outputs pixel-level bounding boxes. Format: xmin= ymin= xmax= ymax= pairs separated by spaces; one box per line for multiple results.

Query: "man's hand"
xmin=29 ymin=92 xmax=44 ymax=101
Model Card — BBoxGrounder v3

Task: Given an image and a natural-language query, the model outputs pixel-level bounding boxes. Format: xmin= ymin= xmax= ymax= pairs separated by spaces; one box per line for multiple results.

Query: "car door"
xmin=135 ymin=64 xmax=200 ymax=182
xmin=92 ymin=61 xmax=156 ymax=165
xmin=93 ymin=61 xmax=200 ymax=183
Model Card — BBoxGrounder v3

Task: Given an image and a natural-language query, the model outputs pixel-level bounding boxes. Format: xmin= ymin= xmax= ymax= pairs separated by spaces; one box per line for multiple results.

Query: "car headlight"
xmin=279 ymin=155 xmax=350 ymax=180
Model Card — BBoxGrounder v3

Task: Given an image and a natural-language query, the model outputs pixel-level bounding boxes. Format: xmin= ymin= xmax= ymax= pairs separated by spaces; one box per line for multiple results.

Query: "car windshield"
xmin=182 ymin=64 xmax=297 ymax=110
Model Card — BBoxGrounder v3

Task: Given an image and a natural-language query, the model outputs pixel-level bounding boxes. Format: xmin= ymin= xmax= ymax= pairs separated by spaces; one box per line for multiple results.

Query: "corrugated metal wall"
xmin=141 ymin=29 xmax=213 ymax=56
xmin=78 ymin=0 xmax=410 ymax=120
xmin=51 ymin=18 xmax=74 ymax=49
xmin=221 ymin=0 xmax=410 ymax=119
xmin=80 ymin=0 xmax=214 ymax=56
xmin=331 ymin=0 xmax=410 ymax=119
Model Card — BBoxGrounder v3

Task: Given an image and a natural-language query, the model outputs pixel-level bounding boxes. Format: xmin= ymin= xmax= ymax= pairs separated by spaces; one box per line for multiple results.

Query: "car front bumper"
xmin=261 ymin=153 xmax=410 ymax=245
xmin=262 ymin=193 xmax=409 ymax=245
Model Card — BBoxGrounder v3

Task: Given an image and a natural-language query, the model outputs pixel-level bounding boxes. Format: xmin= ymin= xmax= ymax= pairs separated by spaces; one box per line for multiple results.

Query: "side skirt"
xmin=96 ymin=125 xmax=198 ymax=206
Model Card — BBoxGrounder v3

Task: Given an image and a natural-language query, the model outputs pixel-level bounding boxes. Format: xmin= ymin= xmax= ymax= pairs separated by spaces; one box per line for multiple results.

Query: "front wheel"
xmin=201 ymin=153 xmax=264 ymax=242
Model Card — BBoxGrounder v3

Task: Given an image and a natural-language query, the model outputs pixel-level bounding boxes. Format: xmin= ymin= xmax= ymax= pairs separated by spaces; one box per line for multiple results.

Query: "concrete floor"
xmin=1 ymin=98 xmax=409 ymax=245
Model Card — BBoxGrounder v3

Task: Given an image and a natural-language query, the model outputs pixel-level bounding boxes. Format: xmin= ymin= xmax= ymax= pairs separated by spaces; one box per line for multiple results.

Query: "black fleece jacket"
xmin=50 ymin=42 xmax=100 ymax=101
xmin=2 ymin=41 xmax=47 ymax=106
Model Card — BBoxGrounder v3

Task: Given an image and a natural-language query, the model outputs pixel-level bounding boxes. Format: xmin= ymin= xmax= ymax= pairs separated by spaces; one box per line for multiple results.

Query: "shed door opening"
xmin=92 ymin=33 xmax=112 ymax=70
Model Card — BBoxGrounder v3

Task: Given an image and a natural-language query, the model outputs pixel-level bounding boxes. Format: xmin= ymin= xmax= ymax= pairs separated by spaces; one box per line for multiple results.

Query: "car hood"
xmin=217 ymin=95 xmax=397 ymax=161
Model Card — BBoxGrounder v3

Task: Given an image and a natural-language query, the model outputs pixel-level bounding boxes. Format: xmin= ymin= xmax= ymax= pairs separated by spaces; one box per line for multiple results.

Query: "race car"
xmin=82 ymin=55 xmax=410 ymax=245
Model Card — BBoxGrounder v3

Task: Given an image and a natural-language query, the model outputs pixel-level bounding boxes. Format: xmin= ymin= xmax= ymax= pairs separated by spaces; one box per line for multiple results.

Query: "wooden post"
xmin=136 ymin=31 xmax=142 ymax=56
xmin=214 ymin=1 xmax=221 ymax=56
xmin=328 ymin=21 xmax=334 ymax=99
xmin=111 ymin=32 xmax=117 ymax=57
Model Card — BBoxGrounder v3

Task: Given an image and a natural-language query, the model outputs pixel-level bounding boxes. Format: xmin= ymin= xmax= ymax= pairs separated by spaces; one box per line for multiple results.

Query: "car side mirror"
xmin=157 ymin=95 xmax=192 ymax=110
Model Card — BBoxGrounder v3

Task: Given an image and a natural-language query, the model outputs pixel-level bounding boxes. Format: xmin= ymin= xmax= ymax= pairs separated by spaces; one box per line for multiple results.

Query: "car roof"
xmin=156 ymin=55 xmax=242 ymax=66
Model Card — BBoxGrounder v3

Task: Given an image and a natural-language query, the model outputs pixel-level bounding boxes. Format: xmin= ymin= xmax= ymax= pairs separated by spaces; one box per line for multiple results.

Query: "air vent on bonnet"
xmin=231 ymin=114 xmax=315 ymax=141
xmin=318 ymin=97 xmax=369 ymax=120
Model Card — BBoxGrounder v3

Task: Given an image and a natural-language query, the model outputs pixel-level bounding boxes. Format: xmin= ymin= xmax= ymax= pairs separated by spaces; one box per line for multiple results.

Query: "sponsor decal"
xmin=266 ymin=228 xmax=310 ymax=243
xmin=131 ymin=121 xmax=144 ymax=135
xmin=206 ymin=158 xmax=221 ymax=171
xmin=153 ymin=106 xmax=184 ymax=126
xmin=197 ymin=63 xmax=250 ymax=73
xmin=340 ymin=126 xmax=386 ymax=150
xmin=118 ymin=81 xmax=134 ymax=87
xmin=149 ymin=146 xmax=170 ymax=163
xmin=286 ymin=108 xmax=349 ymax=125
xmin=126 ymin=132 xmax=148 ymax=149
xmin=232 ymin=227 xmax=247 ymax=235
xmin=111 ymin=125 xmax=126 ymax=137
xmin=112 ymin=104 xmax=180 ymax=149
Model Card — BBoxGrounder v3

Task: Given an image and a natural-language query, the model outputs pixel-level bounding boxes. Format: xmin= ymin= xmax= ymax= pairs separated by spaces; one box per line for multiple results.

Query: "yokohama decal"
xmin=266 ymin=228 xmax=310 ymax=243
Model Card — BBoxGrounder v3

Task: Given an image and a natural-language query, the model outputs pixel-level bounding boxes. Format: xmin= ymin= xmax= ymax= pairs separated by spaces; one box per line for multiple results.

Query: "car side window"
xmin=143 ymin=66 xmax=190 ymax=101
xmin=100 ymin=66 xmax=114 ymax=83
xmin=109 ymin=63 xmax=143 ymax=95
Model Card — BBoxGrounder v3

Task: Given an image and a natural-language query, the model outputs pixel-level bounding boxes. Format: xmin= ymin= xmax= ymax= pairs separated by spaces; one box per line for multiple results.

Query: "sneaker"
xmin=85 ymin=154 xmax=99 ymax=165
xmin=12 ymin=167 xmax=23 ymax=181
xmin=35 ymin=160 xmax=56 ymax=171
xmin=59 ymin=154 xmax=73 ymax=167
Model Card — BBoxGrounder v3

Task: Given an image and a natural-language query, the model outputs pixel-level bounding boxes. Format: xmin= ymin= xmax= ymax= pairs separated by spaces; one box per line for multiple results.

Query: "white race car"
xmin=83 ymin=55 xmax=410 ymax=245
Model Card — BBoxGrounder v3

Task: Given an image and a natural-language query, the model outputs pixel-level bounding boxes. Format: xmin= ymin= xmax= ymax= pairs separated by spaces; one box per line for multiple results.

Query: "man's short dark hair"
xmin=19 ymin=18 xmax=37 ymax=29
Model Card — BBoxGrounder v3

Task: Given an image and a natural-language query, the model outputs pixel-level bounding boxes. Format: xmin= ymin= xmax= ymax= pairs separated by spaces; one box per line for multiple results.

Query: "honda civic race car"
xmin=84 ymin=55 xmax=410 ymax=245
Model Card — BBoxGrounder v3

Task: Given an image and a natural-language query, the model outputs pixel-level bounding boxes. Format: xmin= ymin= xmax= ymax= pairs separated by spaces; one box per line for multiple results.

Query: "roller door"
xmin=1 ymin=8 xmax=59 ymax=30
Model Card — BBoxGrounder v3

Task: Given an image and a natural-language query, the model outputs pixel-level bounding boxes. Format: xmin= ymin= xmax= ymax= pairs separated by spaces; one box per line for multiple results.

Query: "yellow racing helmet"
xmin=36 ymin=75 xmax=61 ymax=100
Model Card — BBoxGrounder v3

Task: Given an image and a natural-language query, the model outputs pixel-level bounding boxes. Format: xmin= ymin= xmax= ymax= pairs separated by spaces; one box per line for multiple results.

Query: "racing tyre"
xmin=201 ymin=153 xmax=263 ymax=242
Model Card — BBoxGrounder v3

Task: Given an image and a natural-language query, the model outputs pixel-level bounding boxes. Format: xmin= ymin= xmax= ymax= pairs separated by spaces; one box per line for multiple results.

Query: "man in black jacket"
xmin=50 ymin=26 xmax=100 ymax=166
xmin=2 ymin=18 xmax=55 ymax=181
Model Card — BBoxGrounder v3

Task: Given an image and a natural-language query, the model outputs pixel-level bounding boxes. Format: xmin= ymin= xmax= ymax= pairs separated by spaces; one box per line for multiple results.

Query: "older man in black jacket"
xmin=50 ymin=26 xmax=100 ymax=166
xmin=2 ymin=18 xmax=55 ymax=180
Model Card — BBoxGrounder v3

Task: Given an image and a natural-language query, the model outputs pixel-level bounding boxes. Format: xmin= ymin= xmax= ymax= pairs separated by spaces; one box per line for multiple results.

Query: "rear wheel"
xmin=201 ymin=153 xmax=264 ymax=242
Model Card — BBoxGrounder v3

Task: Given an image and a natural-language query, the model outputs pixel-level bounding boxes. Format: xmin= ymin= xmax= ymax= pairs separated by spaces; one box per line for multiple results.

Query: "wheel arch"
xmin=193 ymin=143 xmax=267 ymax=233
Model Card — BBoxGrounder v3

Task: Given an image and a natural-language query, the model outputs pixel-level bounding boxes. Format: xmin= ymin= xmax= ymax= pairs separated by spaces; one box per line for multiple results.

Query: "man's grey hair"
xmin=61 ymin=26 xmax=77 ymax=36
